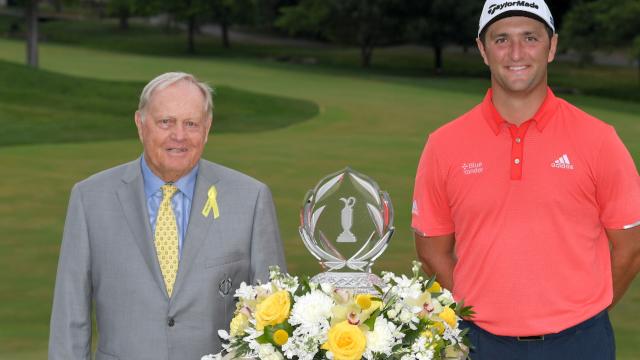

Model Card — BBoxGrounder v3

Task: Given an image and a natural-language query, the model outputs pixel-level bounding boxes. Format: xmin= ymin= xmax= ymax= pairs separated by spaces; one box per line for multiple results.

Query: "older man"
xmin=412 ymin=0 xmax=640 ymax=359
xmin=49 ymin=72 xmax=286 ymax=360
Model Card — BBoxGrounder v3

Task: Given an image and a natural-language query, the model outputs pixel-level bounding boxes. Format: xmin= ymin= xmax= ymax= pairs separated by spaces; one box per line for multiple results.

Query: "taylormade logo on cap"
xmin=488 ymin=1 xmax=539 ymax=15
xmin=478 ymin=0 xmax=555 ymax=37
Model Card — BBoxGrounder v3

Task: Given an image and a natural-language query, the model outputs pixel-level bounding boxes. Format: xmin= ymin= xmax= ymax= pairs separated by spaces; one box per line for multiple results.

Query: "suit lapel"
xmin=172 ymin=161 xmax=220 ymax=296
xmin=116 ymin=159 xmax=167 ymax=295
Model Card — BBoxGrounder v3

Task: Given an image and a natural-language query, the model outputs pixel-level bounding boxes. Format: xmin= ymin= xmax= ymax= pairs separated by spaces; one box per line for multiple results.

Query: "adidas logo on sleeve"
xmin=551 ymin=154 xmax=574 ymax=170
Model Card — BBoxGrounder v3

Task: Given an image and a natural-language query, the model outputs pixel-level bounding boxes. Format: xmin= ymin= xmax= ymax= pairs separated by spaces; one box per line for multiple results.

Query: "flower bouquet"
xmin=202 ymin=261 xmax=473 ymax=360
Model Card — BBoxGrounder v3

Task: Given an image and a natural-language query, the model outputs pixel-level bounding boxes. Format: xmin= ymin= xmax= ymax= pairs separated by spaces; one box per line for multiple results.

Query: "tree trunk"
xmin=25 ymin=0 xmax=39 ymax=68
xmin=119 ymin=10 xmax=130 ymax=30
xmin=360 ymin=44 xmax=374 ymax=68
xmin=53 ymin=0 xmax=62 ymax=12
xmin=221 ymin=21 xmax=230 ymax=48
xmin=187 ymin=15 xmax=196 ymax=53
xmin=434 ymin=44 xmax=443 ymax=74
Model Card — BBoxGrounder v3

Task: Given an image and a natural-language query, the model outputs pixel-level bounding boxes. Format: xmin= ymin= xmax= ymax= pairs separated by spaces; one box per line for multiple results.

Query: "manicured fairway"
xmin=0 ymin=38 xmax=638 ymax=358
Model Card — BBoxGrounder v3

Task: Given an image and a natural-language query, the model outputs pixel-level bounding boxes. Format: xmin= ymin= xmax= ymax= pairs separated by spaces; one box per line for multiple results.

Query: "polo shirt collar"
xmin=482 ymin=87 xmax=558 ymax=135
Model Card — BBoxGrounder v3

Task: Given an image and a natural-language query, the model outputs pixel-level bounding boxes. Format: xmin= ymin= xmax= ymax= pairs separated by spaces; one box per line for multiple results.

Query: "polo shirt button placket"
xmin=508 ymin=121 xmax=533 ymax=181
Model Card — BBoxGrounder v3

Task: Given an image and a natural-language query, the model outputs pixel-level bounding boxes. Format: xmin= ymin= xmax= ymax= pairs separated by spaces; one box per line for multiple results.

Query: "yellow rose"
xmin=255 ymin=290 xmax=291 ymax=330
xmin=438 ymin=306 xmax=457 ymax=328
xmin=427 ymin=281 xmax=442 ymax=293
xmin=322 ymin=321 xmax=366 ymax=360
xmin=230 ymin=313 xmax=249 ymax=337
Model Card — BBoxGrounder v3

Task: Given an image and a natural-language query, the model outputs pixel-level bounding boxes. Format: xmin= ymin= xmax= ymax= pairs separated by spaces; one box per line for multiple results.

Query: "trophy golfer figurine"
xmin=337 ymin=197 xmax=357 ymax=243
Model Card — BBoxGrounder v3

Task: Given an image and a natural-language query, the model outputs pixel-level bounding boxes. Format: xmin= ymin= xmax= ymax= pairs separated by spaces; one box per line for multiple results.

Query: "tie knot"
xmin=161 ymin=184 xmax=178 ymax=199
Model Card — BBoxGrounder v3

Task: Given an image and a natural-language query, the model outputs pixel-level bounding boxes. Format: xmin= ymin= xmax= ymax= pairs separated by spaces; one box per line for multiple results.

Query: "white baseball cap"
xmin=478 ymin=0 xmax=555 ymax=37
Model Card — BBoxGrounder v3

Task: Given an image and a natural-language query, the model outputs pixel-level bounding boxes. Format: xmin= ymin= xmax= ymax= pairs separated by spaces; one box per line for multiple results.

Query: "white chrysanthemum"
xmin=408 ymin=337 xmax=435 ymax=360
xmin=364 ymin=317 xmax=398 ymax=358
xmin=443 ymin=325 xmax=463 ymax=344
xmin=399 ymin=309 xmax=413 ymax=324
xmin=387 ymin=309 xmax=397 ymax=319
xmin=234 ymin=282 xmax=256 ymax=300
xmin=438 ymin=289 xmax=455 ymax=305
xmin=271 ymin=273 xmax=299 ymax=294
xmin=417 ymin=349 xmax=435 ymax=360
xmin=281 ymin=321 xmax=329 ymax=360
xmin=289 ymin=290 xmax=334 ymax=326
xmin=258 ymin=343 xmax=283 ymax=360
xmin=394 ymin=275 xmax=423 ymax=300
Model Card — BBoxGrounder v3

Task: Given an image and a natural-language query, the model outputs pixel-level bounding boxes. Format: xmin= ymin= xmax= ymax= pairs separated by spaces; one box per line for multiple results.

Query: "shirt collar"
xmin=481 ymin=87 xmax=558 ymax=135
xmin=140 ymin=155 xmax=199 ymax=201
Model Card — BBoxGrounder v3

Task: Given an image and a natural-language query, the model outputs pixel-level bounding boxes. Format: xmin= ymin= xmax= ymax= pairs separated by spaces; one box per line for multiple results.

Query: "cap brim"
xmin=479 ymin=10 xmax=553 ymax=37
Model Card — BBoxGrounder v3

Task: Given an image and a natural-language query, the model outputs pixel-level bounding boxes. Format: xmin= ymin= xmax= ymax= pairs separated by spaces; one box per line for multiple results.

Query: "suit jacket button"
xmin=168 ymin=317 xmax=175 ymax=327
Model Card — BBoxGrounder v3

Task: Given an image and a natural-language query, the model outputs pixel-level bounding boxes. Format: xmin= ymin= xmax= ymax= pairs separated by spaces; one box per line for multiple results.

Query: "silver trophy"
xmin=299 ymin=168 xmax=394 ymax=294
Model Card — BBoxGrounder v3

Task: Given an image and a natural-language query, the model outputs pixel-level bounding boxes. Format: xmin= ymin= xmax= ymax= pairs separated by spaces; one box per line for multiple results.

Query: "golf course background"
xmin=0 ymin=37 xmax=638 ymax=359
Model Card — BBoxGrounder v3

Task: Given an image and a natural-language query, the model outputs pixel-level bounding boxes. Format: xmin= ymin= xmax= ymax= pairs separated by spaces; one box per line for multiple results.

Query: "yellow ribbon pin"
xmin=202 ymin=185 xmax=220 ymax=219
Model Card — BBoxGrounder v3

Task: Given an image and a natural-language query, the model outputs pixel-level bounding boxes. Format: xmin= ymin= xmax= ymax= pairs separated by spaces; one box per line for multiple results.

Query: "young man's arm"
xmin=607 ymin=226 xmax=640 ymax=307
xmin=415 ymin=233 xmax=456 ymax=290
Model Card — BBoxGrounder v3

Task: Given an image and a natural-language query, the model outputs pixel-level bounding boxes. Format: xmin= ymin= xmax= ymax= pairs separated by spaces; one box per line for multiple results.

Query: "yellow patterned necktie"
xmin=155 ymin=184 xmax=179 ymax=297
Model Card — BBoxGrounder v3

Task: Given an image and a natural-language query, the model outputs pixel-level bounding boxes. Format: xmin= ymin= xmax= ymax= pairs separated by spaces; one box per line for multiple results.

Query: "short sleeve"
xmin=411 ymin=135 xmax=455 ymax=236
xmin=596 ymin=127 xmax=640 ymax=229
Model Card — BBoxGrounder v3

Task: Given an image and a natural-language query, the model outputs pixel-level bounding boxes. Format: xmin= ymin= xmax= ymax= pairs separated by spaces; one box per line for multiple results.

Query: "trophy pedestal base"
xmin=310 ymin=272 xmax=383 ymax=294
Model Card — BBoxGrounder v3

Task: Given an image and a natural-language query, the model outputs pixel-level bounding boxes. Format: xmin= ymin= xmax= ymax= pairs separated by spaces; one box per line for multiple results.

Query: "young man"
xmin=412 ymin=1 xmax=640 ymax=358
xmin=49 ymin=72 xmax=286 ymax=359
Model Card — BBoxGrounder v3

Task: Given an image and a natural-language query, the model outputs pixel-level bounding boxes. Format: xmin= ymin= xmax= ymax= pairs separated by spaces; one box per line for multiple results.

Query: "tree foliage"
xmin=153 ymin=0 xmax=209 ymax=53
xmin=407 ymin=0 xmax=481 ymax=73
xmin=277 ymin=0 xmax=408 ymax=68
xmin=209 ymin=0 xmax=256 ymax=48
xmin=561 ymin=0 xmax=612 ymax=64
xmin=562 ymin=0 xmax=640 ymax=80
xmin=107 ymin=0 xmax=153 ymax=30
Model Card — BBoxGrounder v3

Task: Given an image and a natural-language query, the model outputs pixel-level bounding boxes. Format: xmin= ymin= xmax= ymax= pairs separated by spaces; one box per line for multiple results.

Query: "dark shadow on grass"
xmin=0 ymin=60 xmax=319 ymax=147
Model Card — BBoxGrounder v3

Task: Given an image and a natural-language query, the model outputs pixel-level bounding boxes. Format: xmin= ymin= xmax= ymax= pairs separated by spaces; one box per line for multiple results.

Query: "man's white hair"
xmin=138 ymin=72 xmax=213 ymax=121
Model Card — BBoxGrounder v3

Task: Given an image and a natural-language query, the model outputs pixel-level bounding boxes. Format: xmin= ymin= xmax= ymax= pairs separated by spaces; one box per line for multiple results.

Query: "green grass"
xmin=0 ymin=60 xmax=318 ymax=146
xmin=0 ymin=39 xmax=639 ymax=358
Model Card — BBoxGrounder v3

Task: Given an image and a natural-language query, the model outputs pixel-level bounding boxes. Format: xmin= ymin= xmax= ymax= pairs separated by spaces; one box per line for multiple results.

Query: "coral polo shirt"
xmin=412 ymin=88 xmax=640 ymax=336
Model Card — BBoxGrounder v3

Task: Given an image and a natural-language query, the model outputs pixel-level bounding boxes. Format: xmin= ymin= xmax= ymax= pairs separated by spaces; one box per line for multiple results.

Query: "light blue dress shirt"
xmin=141 ymin=156 xmax=198 ymax=257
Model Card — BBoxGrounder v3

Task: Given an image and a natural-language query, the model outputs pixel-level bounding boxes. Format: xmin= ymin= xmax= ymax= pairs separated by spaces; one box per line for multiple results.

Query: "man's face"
xmin=477 ymin=16 xmax=558 ymax=95
xmin=135 ymin=81 xmax=211 ymax=182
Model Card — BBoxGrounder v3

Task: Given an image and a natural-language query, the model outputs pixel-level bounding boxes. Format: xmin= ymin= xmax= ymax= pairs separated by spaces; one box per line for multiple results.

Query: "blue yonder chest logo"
xmin=488 ymin=1 xmax=540 ymax=15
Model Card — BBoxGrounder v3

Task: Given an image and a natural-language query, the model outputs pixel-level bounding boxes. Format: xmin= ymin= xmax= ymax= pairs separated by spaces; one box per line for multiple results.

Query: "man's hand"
xmin=414 ymin=232 xmax=456 ymax=291
xmin=607 ymin=226 xmax=640 ymax=308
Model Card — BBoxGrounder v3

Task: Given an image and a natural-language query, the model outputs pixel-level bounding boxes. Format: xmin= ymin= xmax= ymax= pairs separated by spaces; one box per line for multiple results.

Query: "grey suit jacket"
xmin=49 ymin=158 xmax=286 ymax=360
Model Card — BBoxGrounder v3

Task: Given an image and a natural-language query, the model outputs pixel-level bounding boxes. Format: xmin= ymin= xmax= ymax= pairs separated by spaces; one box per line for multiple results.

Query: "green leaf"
xmin=362 ymin=308 xmax=381 ymax=330
xmin=373 ymin=284 xmax=385 ymax=295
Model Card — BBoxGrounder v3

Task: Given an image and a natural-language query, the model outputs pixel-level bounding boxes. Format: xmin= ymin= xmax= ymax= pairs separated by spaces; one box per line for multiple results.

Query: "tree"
xmin=561 ymin=0 xmax=611 ymax=65
xmin=107 ymin=0 xmax=151 ymax=30
xmin=633 ymin=36 xmax=640 ymax=83
xmin=157 ymin=0 xmax=209 ymax=53
xmin=606 ymin=0 xmax=640 ymax=82
xmin=209 ymin=0 xmax=256 ymax=48
xmin=407 ymin=0 xmax=481 ymax=73
xmin=277 ymin=0 xmax=408 ymax=68
xmin=254 ymin=0 xmax=297 ymax=31
xmin=562 ymin=0 xmax=640 ymax=81
xmin=25 ymin=0 xmax=39 ymax=68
